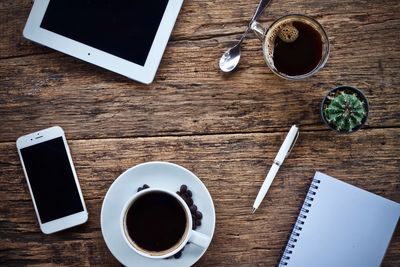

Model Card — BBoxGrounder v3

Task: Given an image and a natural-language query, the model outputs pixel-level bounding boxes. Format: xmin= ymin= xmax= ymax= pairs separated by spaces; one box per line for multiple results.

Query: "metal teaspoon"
xmin=219 ymin=0 xmax=272 ymax=72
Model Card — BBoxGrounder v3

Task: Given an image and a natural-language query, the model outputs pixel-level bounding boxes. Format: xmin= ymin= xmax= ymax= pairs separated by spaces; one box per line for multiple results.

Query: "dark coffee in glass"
xmin=252 ymin=14 xmax=329 ymax=80
xmin=272 ymin=21 xmax=323 ymax=76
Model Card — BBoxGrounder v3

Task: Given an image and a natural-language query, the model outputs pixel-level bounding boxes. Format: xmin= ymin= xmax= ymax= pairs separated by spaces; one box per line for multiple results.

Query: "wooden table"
xmin=1 ymin=0 xmax=399 ymax=266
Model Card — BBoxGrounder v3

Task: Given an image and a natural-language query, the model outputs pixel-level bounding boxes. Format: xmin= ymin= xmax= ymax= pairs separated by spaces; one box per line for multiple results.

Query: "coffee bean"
xmin=143 ymin=184 xmax=149 ymax=189
xmin=190 ymin=204 xmax=197 ymax=213
xmin=187 ymin=190 xmax=192 ymax=197
xmin=174 ymin=251 xmax=182 ymax=259
xmin=186 ymin=198 xmax=193 ymax=206
xmin=176 ymin=191 xmax=181 ymax=195
xmin=192 ymin=224 xmax=196 ymax=230
xmin=180 ymin=184 xmax=187 ymax=193
xmin=195 ymin=211 xmax=203 ymax=219
xmin=166 ymin=247 xmax=185 ymax=260
xmin=137 ymin=187 xmax=143 ymax=192
xmin=195 ymin=219 xmax=202 ymax=226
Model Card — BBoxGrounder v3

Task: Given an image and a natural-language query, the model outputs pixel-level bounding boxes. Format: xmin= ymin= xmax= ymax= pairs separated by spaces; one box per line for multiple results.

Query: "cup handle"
xmin=250 ymin=21 xmax=265 ymax=41
xmin=188 ymin=230 xmax=211 ymax=248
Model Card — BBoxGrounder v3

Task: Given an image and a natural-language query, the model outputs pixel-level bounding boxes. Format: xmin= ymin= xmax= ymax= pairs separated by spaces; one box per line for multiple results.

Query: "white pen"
xmin=252 ymin=125 xmax=299 ymax=213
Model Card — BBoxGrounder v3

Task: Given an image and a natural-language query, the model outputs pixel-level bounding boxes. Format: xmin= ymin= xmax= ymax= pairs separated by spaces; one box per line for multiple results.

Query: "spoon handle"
xmin=238 ymin=26 xmax=251 ymax=43
xmin=250 ymin=0 xmax=273 ymax=24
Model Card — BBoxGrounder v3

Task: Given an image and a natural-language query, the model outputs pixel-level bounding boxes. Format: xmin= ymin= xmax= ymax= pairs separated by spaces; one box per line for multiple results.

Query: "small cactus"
xmin=323 ymin=92 xmax=366 ymax=132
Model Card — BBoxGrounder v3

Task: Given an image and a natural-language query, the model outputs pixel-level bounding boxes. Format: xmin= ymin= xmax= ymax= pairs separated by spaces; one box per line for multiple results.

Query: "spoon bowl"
xmin=218 ymin=0 xmax=272 ymax=72
xmin=219 ymin=42 xmax=242 ymax=72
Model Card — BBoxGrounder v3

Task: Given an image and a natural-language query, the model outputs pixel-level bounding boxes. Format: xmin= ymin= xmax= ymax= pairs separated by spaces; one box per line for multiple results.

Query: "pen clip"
xmin=285 ymin=130 xmax=299 ymax=158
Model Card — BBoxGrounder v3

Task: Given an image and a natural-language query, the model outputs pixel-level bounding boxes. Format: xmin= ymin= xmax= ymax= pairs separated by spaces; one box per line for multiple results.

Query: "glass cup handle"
xmin=188 ymin=230 xmax=211 ymax=248
xmin=251 ymin=21 xmax=266 ymax=41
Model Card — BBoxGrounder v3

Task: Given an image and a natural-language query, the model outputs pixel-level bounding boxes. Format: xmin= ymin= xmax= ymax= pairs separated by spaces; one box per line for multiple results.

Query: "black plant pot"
xmin=320 ymin=86 xmax=369 ymax=133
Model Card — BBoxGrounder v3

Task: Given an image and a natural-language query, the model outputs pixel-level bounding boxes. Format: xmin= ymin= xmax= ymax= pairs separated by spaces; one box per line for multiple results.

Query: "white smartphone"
xmin=16 ymin=126 xmax=88 ymax=234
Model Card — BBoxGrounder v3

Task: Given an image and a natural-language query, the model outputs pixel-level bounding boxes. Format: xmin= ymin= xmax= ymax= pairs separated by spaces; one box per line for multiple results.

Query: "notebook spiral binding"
xmin=278 ymin=178 xmax=321 ymax=266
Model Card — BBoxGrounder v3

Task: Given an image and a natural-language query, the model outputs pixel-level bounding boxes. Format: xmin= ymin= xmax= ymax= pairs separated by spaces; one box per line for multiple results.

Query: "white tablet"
xmin=23 ymin=0 xmax=184 ymax=84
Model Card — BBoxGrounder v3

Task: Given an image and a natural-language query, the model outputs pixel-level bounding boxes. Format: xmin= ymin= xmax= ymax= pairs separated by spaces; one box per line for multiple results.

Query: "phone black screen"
xmin=20 ymin=137 xmax=84 ymax=223
xmin=40 ymin=0 xmax=169 ymax=66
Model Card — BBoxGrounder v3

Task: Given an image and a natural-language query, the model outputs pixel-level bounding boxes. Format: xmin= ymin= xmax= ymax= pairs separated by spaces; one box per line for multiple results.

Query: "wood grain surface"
xmin=0 ymin=0 xmax=399 ymax=266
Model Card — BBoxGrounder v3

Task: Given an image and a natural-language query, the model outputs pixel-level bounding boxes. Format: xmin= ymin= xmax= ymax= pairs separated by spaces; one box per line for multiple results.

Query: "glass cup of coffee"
xmin=250 ymin=14 xmax=329 ymax=80
xmin=120 ymin=188 xmax=211 ymax=259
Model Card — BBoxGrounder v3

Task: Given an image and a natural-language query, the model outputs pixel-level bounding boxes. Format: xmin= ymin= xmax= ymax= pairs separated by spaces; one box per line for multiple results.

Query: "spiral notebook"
xmin=279 ymin=171 xmax=400 ymax=267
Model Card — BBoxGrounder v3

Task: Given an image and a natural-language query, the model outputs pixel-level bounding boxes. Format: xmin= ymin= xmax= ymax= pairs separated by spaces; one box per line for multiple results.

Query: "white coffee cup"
xmin=120 ymin=188 xmax=211 ymax=259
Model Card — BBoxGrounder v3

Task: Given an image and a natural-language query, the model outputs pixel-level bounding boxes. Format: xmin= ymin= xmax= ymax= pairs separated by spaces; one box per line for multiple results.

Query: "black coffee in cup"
xmin=124 ymin=191 xmax=187 ymax=252
xmin=272 ymin=21 xmax=323 ymax=76
xmin=262 ymin=15 xmax=329 ymax=79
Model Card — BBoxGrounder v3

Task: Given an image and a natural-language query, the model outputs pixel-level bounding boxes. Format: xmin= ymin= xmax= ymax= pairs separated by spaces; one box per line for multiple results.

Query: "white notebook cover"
xmin=279 ymin=171 xmax=400 ymax=267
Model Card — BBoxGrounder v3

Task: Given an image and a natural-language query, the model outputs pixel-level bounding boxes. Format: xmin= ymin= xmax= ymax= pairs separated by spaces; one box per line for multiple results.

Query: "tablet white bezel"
xmin=23 ymin=0 xmax=183 ymax=84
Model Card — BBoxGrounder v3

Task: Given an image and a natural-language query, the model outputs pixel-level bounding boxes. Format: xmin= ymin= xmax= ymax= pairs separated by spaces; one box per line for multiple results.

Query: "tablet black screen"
xmin=40 ymin=0 xmax=169 ymax=66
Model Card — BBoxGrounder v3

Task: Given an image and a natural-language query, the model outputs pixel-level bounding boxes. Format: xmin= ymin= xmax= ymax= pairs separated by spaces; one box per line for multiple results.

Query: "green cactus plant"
xmin=323 ymin=92 xmax=366 ymax=132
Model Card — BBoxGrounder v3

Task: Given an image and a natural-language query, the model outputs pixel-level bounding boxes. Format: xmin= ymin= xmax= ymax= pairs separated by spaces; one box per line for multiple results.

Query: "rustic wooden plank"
xmin=1 ymin=0 xmax=399 ymax=58
xmin=1 ymin=129 xmax=399 ymax=266
xmin=0 ymin=40 xmax=398 ymax=141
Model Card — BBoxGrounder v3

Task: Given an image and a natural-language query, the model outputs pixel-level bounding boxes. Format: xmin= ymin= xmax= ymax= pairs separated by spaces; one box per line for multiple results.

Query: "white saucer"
xmin=101 ymin=161 xmax=216 ymax=267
